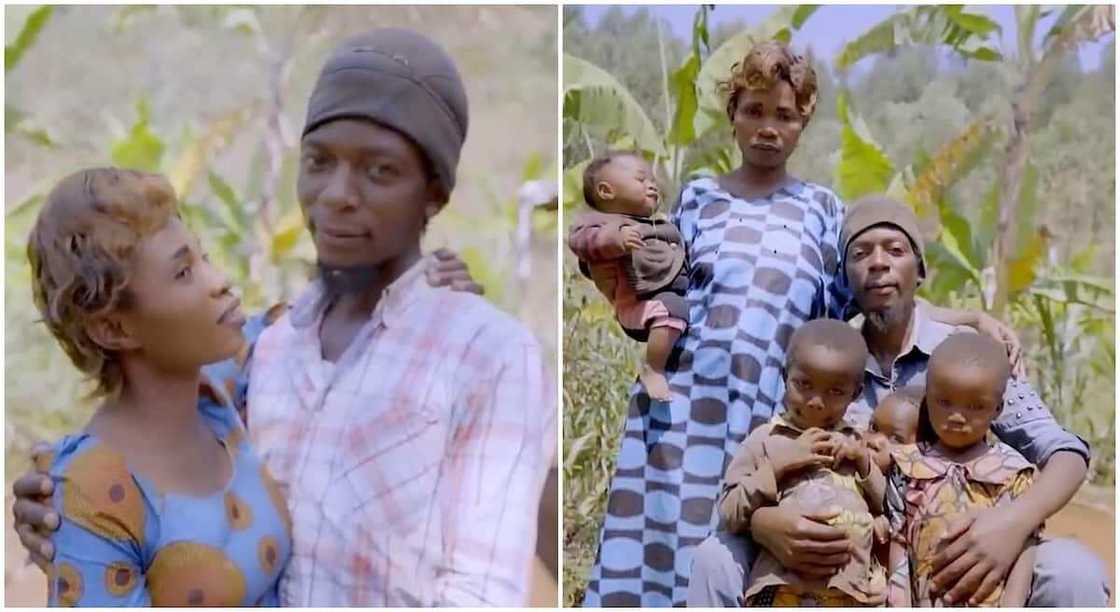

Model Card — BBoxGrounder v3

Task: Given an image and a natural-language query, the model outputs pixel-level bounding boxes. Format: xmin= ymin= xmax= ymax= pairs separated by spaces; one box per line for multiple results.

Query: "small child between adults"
xmin=886 ymin=333 xmax=1037 ymax=607
xmin=864 ymin=386 xmax=922 ymax=567
xmin=866 ymin=385 xmax=923 ymax=473
xmin=718 ymin=319 xmax=887 ymax=607
xmin=568 ymin=151 xmax=688 ymax=400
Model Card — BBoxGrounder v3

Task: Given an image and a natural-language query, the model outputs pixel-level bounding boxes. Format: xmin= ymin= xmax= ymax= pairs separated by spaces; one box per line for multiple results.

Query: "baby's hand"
xmin=833 ymin=438 xmax=871 ymax=476
xmin=620 ymin=225 xmax=644 ymax=252
xmin=872 ymin=515 xmax=890 ymax=545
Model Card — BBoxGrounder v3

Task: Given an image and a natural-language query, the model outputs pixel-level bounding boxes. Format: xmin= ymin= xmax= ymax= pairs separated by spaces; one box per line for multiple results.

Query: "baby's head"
xmin=582 ymin=151 xmax=660 ymax=217
xmin=868 ymin=385 xmax=922 ymax=471
xmin=783 ymin=319 xmax=867 ymax=430
xmin=28 ymin=168 xmax=245 ymax=399
xmin=921 ymin=333 xmax=1010 ymax=449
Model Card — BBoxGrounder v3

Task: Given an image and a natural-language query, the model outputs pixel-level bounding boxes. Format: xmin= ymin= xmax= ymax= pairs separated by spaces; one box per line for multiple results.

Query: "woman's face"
xmin=116 ymin=217 xmax=246 ymax=372
xmin=731 ymin=80 xmax=804 ymax=171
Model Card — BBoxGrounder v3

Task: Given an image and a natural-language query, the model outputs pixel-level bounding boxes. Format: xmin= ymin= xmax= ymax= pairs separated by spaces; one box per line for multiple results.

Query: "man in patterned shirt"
xmin=13 ymin=29 xmax=555 ymax=607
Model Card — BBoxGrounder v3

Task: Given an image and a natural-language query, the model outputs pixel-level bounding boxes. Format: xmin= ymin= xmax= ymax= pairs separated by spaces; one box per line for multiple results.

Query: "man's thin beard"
xmin=866 ymin=300 xmax=914 ymax=334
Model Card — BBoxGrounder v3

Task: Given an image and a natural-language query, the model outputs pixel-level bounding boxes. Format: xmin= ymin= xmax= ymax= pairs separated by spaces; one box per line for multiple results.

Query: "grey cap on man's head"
xmin=839 ymin=195 xmax=927 ymax=285
xmin=303 ymin=28 xmax=469 ymax=193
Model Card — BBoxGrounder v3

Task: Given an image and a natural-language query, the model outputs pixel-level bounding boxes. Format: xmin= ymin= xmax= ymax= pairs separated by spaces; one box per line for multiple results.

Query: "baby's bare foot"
xmin=640 ymin=366 xmax=671 ymax=401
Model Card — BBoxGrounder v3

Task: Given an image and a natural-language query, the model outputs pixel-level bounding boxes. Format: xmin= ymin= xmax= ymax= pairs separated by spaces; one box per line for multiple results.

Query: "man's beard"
xmin=865 ymin=298 xmax=914 ymax=334
xmin=318 ymin=261 xmax=380 ymax=297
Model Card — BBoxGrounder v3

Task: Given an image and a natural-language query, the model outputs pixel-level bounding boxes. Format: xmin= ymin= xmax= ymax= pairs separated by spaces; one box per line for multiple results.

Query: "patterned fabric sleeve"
xmin=671 ymin=182 xmax=699 ymax=246
xmin=48 ymin=438 xmax=152 ymax=606
xmin=884 ymin=462 xmax=912 ymax=607
xmin=435 ymin=325 xmax=555 ymax=606
xmin=822 ymin=191 xmax=855 ymax=321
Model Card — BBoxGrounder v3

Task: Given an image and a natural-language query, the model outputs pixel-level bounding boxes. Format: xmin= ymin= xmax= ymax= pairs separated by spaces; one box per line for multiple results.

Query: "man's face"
xmin=845 ymin=225 xmax=920 ymax=330
xmin=296 ymin=118 xmax=443 ymax=270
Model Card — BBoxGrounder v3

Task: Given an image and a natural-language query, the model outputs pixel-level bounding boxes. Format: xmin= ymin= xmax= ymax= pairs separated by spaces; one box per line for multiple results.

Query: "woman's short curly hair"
xmin=718 ymin=40 xmax=818 ymax=125
xmin=27 ymin=168 xmax=177 ymax=399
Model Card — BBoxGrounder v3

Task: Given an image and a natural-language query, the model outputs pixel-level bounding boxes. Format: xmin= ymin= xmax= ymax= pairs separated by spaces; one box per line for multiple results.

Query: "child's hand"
xmin=864 ymin=432 xmax=892 ymax=473
xmin=832 ymin=438 xmax=871 ymax=477
xmin=766 ymin=429 xmax=834 ymax=479
xmin=620 ymin=225 xmax=644 ymax=252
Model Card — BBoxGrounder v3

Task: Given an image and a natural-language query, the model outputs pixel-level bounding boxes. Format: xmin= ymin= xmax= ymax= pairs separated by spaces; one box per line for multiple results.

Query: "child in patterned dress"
xmin=719 ymin=319 xmax=888 ymax=607
xmin=568 ymin=151 xmax=689 ymax=401
xmin=886 ymin=333 xmax=1037 ymax=607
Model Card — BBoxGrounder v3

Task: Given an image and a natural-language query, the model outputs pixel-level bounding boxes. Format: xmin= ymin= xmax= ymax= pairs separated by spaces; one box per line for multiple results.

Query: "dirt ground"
xmin=4 ymin=494 xmax=558 ymax=606
xmin=4 ymin=489 xmax=1107 ymax=607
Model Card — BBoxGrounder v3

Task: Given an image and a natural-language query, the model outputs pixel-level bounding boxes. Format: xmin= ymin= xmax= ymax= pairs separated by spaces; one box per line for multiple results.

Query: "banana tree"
xmin=989 ymin=5 xmax=1115 ymax=316
xmin=834 ymin=4 xmax=1115 ymax=317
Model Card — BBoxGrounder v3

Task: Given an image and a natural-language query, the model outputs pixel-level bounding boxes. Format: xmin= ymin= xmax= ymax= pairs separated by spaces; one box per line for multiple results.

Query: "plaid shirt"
xmin=245 ymin=258 xmax=555 ymax=606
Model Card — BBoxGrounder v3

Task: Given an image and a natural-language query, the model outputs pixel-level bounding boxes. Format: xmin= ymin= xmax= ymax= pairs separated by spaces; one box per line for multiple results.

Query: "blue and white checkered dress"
xmin=584 ymin=176 xmax=850 ymax=606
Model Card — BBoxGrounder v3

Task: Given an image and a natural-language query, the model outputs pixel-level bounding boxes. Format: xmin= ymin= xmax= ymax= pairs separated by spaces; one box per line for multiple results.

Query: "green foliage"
xmin=5 ymin=5 xmax=52 ymax=71
xmin=833 ymin=93 xmax=893 ymax=201
xmin=564 ymin=54 xmax=666 ymax=157
xmin=561 ymin=260 xmax=639 ymax=607
xmin=834 ymin=5 xmax=1002 ymax=72
xmin=564 ymin=5 xmax=1115 ymax=602
xmin=110 ymin=98 xmax=166 ymax=172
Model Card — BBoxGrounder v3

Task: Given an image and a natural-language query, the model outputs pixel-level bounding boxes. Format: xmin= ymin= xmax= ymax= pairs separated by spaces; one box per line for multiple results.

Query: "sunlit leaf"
xmin=667 ymin=54 xmax=701 ymax=145
xmin=832 ymin=92 xmax=894 ymax=201
xmin=207 ymin=170 xmax=245 ymax=233
xmin=5 ymin=6 xmax=53 ymax=72
xmin=110 ymin=98 xmax=164 ymax=172
xmin=792 ymin=5 xmax=819 ymax=30
xmin=564 ymin=54 xmax=665 ymax=157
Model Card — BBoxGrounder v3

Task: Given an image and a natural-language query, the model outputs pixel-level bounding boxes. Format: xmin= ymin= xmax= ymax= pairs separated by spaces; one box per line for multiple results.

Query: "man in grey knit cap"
xmin=241 ymin=28 xmax=555 ymax=606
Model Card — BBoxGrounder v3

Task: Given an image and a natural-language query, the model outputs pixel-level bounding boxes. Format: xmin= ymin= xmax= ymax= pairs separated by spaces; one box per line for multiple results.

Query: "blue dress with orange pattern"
xmin=45 ymin=372 xmax=292 ymax=607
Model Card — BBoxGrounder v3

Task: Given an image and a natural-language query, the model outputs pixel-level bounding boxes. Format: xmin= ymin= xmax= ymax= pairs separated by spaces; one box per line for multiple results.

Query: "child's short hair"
xmin=718 ymin=40 xmax=818 ymax=125
xmin=787 ymin=318 xmax=868 ymax=378
xmin=929 ymin=333 xmax=1011 ymax=392
xmin=581 ymin=150 xmax=644 ymax=210
xmin=918 ymin=333 xmax=1010 ymax=442
xmin=27 ymin=168 xmax=178 ymax=399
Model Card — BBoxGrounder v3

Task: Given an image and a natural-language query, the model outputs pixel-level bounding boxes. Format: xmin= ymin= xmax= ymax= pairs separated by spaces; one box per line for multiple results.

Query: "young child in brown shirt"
xmin=717 ymin=319 xmax=887 ymax=606
xmin=568 ymin=151 xmax=688 ymax=400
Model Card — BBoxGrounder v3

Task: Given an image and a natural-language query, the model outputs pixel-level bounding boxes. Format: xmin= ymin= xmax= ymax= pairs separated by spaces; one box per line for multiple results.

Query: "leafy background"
xmin=562 ymin=5 xmax=1115 ymax=605
xmin=4 ymin=5 xmax=559 ymax=604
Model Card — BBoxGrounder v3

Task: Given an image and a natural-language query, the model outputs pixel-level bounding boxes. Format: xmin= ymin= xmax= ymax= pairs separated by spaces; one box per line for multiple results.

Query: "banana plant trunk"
xmin=990 ymin=92 xmax=1032 ymax=317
